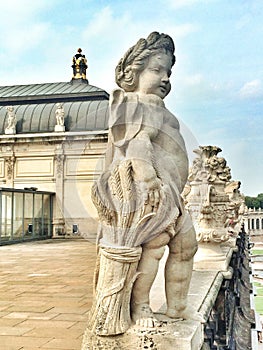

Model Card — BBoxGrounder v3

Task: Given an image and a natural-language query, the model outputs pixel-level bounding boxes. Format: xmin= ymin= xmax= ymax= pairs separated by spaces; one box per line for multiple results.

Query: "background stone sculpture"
xmin=54 ymin=103 xmax=65 ymax=132
xmin=184 ymin=145 xmax=245 ymax=269
xmin=185 ymin=146 xmax=231 ymax=243
xmin=85 ymin=32 xmax=197 ymax=338
xmin=5 ymin=106 xmax=16 ymax=135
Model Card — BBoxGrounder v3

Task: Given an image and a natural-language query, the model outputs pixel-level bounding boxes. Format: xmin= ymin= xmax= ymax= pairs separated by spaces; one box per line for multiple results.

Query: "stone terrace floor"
xmin=0 ymin=238 xmax=97 ymax=350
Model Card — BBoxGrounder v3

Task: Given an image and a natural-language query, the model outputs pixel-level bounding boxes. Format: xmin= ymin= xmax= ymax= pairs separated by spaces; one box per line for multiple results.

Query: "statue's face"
xmin=134 ymin=52 xmax=172 ymax=99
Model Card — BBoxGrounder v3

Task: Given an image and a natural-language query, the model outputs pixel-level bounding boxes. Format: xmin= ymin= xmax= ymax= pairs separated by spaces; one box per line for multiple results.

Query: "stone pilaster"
xmin=53 ymin=146 xmax=65 ymax=236
xmin=4 ymin=153 xmax=15 ymax=187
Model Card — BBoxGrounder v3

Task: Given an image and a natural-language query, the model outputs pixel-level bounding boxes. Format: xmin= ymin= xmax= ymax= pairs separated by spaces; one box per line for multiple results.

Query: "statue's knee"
xmin=143 ymin=232 xmax=170 ymax=249
xmin=144 ymin=245 xmax=166 ymax=261
xmin=169 ymin=234 xmax=198 ymax=261
xmin=171 ymin=247 xmax=196 ymax=262
xmin=185 ymin=241 xmax=198 ymax=260
xmin=183 ymin=239 xmax=198 ymax=261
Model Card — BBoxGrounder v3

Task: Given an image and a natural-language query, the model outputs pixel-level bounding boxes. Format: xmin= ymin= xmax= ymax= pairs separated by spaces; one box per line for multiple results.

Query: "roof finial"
xmin=71 ymin=48 xmax=88 ymax=84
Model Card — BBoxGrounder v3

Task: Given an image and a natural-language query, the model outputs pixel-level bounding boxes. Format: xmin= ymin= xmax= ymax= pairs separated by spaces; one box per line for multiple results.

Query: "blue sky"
xmin=0 ymin=0 xmax=262 ymax=196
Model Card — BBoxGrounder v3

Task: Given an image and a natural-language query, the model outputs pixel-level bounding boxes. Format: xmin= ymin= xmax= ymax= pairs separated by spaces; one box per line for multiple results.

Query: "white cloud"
xmin=80 ymin=6 xmax=199 ymax=92
xmin=174 ymin=73 xmax=231 ymax=103
xmin=166 ymin=0 xmax=216 ymax=9
xmin=3 ymin=23 xmax=50 ymax=55
xmin=0 ymin=0 xmax=51 ymax=24
xmin=184 ymin=73 xmax=204 ymax=86
xmin=0 ymin=0 xmax=54 ymax=56
xmin=235 ymin=15 xmax=252 ymax=30
xmin=238 ymin=79 xmax=263 ymax=99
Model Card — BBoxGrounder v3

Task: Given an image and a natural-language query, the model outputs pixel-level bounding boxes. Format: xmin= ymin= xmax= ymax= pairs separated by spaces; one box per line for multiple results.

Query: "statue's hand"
xmin=140 ymin=177 xmax=163 ymax=217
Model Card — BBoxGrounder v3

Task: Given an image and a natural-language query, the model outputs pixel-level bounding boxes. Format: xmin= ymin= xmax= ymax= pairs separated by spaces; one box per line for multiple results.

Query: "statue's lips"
xmin=159 ymin=85 xmax=167 ymax=93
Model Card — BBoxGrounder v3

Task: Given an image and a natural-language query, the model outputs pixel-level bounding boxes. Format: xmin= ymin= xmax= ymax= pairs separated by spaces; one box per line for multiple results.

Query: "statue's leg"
xmin=165 ymin=226 xmax=198 ymax=319
xmin=131 ymin=232 xmax=170 ymax=327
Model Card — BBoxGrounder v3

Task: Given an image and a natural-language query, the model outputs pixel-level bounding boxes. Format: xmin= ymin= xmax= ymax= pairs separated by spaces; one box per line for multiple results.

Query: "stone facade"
xmin=0 ymin=55 xmax=109 ymax=239
xmin=0 ymin=132 xmax=107 ymax=237
xmin=245 ymin=207 xmax=263 ymax=239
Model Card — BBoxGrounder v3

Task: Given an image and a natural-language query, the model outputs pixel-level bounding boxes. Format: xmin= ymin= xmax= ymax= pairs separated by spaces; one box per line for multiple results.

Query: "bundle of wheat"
xmin=88 ymin=160 xmax=179 ymax=335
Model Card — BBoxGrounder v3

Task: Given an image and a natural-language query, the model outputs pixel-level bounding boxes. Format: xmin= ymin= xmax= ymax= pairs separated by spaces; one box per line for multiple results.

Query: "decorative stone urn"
xmin=184 ymin=146 xmax=244 ymax=270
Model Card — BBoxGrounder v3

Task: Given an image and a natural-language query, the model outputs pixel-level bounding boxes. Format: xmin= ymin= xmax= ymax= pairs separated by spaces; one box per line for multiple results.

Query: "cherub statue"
xmin=88 ymin=32 xmax=197 ymax=336
xmin=5 ymin=106 xmax=17 ymax=134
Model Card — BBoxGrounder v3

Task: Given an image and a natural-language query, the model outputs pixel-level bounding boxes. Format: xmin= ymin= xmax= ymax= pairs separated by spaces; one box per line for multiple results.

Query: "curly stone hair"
xmin=115 ymin=31 xmax=176 ymax=92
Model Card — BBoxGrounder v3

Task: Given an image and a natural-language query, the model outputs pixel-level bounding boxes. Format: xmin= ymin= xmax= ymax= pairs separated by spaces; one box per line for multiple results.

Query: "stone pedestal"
xmin=194 ymin=243 xmax=233 ymax=271
xmin=54 ymin=125 xmax=65 ymax=132
xmin=5 ymin=128 xmax=16 ymax=135
xmin=81 ymin=317 xmax=203 ymax=350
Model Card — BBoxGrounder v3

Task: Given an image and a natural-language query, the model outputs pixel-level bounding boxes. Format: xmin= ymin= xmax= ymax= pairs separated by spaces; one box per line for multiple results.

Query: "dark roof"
xmin=0 ymin=81 xmax=109 ymax=134
xmin=0 ymin=81 xmax=109 ymax=104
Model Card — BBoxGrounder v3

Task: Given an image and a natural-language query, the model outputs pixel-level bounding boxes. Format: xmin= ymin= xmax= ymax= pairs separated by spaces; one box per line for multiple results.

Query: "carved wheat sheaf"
xmin=119 ymin=160 xmax=133 ymax=201
xmin=91 ymin=183 xmax=112 ymax=224
xmin=109 ymin=165 xmax=123 ymax=201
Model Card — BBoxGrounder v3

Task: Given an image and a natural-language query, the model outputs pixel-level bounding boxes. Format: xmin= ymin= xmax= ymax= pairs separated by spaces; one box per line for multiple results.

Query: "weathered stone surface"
xmin=184 ymin=146 xmax=246 ymax=271
xmin=86 ymin=31 xmax=197 ymax=338
xmin=82 ymin=318 xmax=203 ymax=350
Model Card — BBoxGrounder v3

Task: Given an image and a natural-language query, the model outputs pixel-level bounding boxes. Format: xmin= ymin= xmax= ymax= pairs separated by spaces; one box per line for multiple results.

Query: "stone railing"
xmin=202 ymin=227 xmax=256 ymax=349
xmin=183 ymin=146 xmax=257 ymax=349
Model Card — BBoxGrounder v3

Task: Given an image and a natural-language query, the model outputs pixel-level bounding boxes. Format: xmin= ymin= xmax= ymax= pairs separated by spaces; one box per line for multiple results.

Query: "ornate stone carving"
xmin=184 ymin=146 xmax=246 ymax=271
xmin=5 ymin=106 xmax=17 ymax=135
xmin=224 ymin=181 xmax=246 ymax=237
xmin=54 ymin=154 xmax=64 ymax=177
xmin=4 ymin=156 xmax=15 ymax=180
xmin=184 ymin=146 xmax=235 ymax=245
xmin=83 ymin=32 xmax=197 ymax=342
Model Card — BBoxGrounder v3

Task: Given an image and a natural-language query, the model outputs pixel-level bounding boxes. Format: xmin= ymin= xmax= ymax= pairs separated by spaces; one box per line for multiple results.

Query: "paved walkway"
xmin=1 ymin=238 xmax=262 ymax=350
xmin=0 ymin=239 xmax=97 ymax=350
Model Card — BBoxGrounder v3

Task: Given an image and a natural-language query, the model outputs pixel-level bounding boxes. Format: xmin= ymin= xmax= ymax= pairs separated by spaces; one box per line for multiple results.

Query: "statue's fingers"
xmin=142 ymin=190 xmax=148 ymax=204
xmin=154 ymin=189 xmax=160 ymax=207
xmin=149 ymin=191 xmax=155 ymax=207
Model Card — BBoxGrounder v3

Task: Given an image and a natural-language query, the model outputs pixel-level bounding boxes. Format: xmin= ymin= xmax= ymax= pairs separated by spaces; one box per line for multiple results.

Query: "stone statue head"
xmin=6 ymin=106 xmax=14 ymax=112
xmin=115 ymin=31 xmax=175 ymax=97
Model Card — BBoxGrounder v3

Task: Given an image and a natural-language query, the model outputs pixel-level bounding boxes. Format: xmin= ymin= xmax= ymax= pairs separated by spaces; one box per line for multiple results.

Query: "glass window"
xmin=34 ymin=194 xmax=43 ymax=237
xmin=24 ymin=192 xmax=34 ymax=238
xmin=13 ymin=192 xmax=24 ymax=239
xmin=43 ymin=194 xmax=51 ymax=237
xmin=1 ymin=192 xmax=13 ymax=241
xmin=0 ymin=189 xmax=53 ymax=244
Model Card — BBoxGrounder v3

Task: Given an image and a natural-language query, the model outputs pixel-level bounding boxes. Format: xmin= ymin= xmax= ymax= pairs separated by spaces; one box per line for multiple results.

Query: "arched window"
xmin=252 ymin=219 xmax=254 ymax=230
xmin=256 ymin=218 xmax=260 ymax=230
xmin=248 ymin=219 xmax=251 ymax=230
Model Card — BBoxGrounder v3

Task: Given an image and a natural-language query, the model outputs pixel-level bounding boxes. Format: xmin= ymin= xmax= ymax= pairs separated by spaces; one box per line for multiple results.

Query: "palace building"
xmin=246 ymin=207 xmax=263 ymax=241
xmin=0 ymin=49 xmax=109 ymax=243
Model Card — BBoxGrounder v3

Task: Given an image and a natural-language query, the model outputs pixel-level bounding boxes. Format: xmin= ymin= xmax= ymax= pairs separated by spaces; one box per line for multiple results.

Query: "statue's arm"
xmin=126 ymin=128 xmax=160 ymax=190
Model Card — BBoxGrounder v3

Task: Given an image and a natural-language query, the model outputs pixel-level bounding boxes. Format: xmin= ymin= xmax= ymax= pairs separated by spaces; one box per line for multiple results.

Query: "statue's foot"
xmin=166 ymin=307 xmax=205 ymax=323
xmin=131 ymin=303 xmax=160 ymax=328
